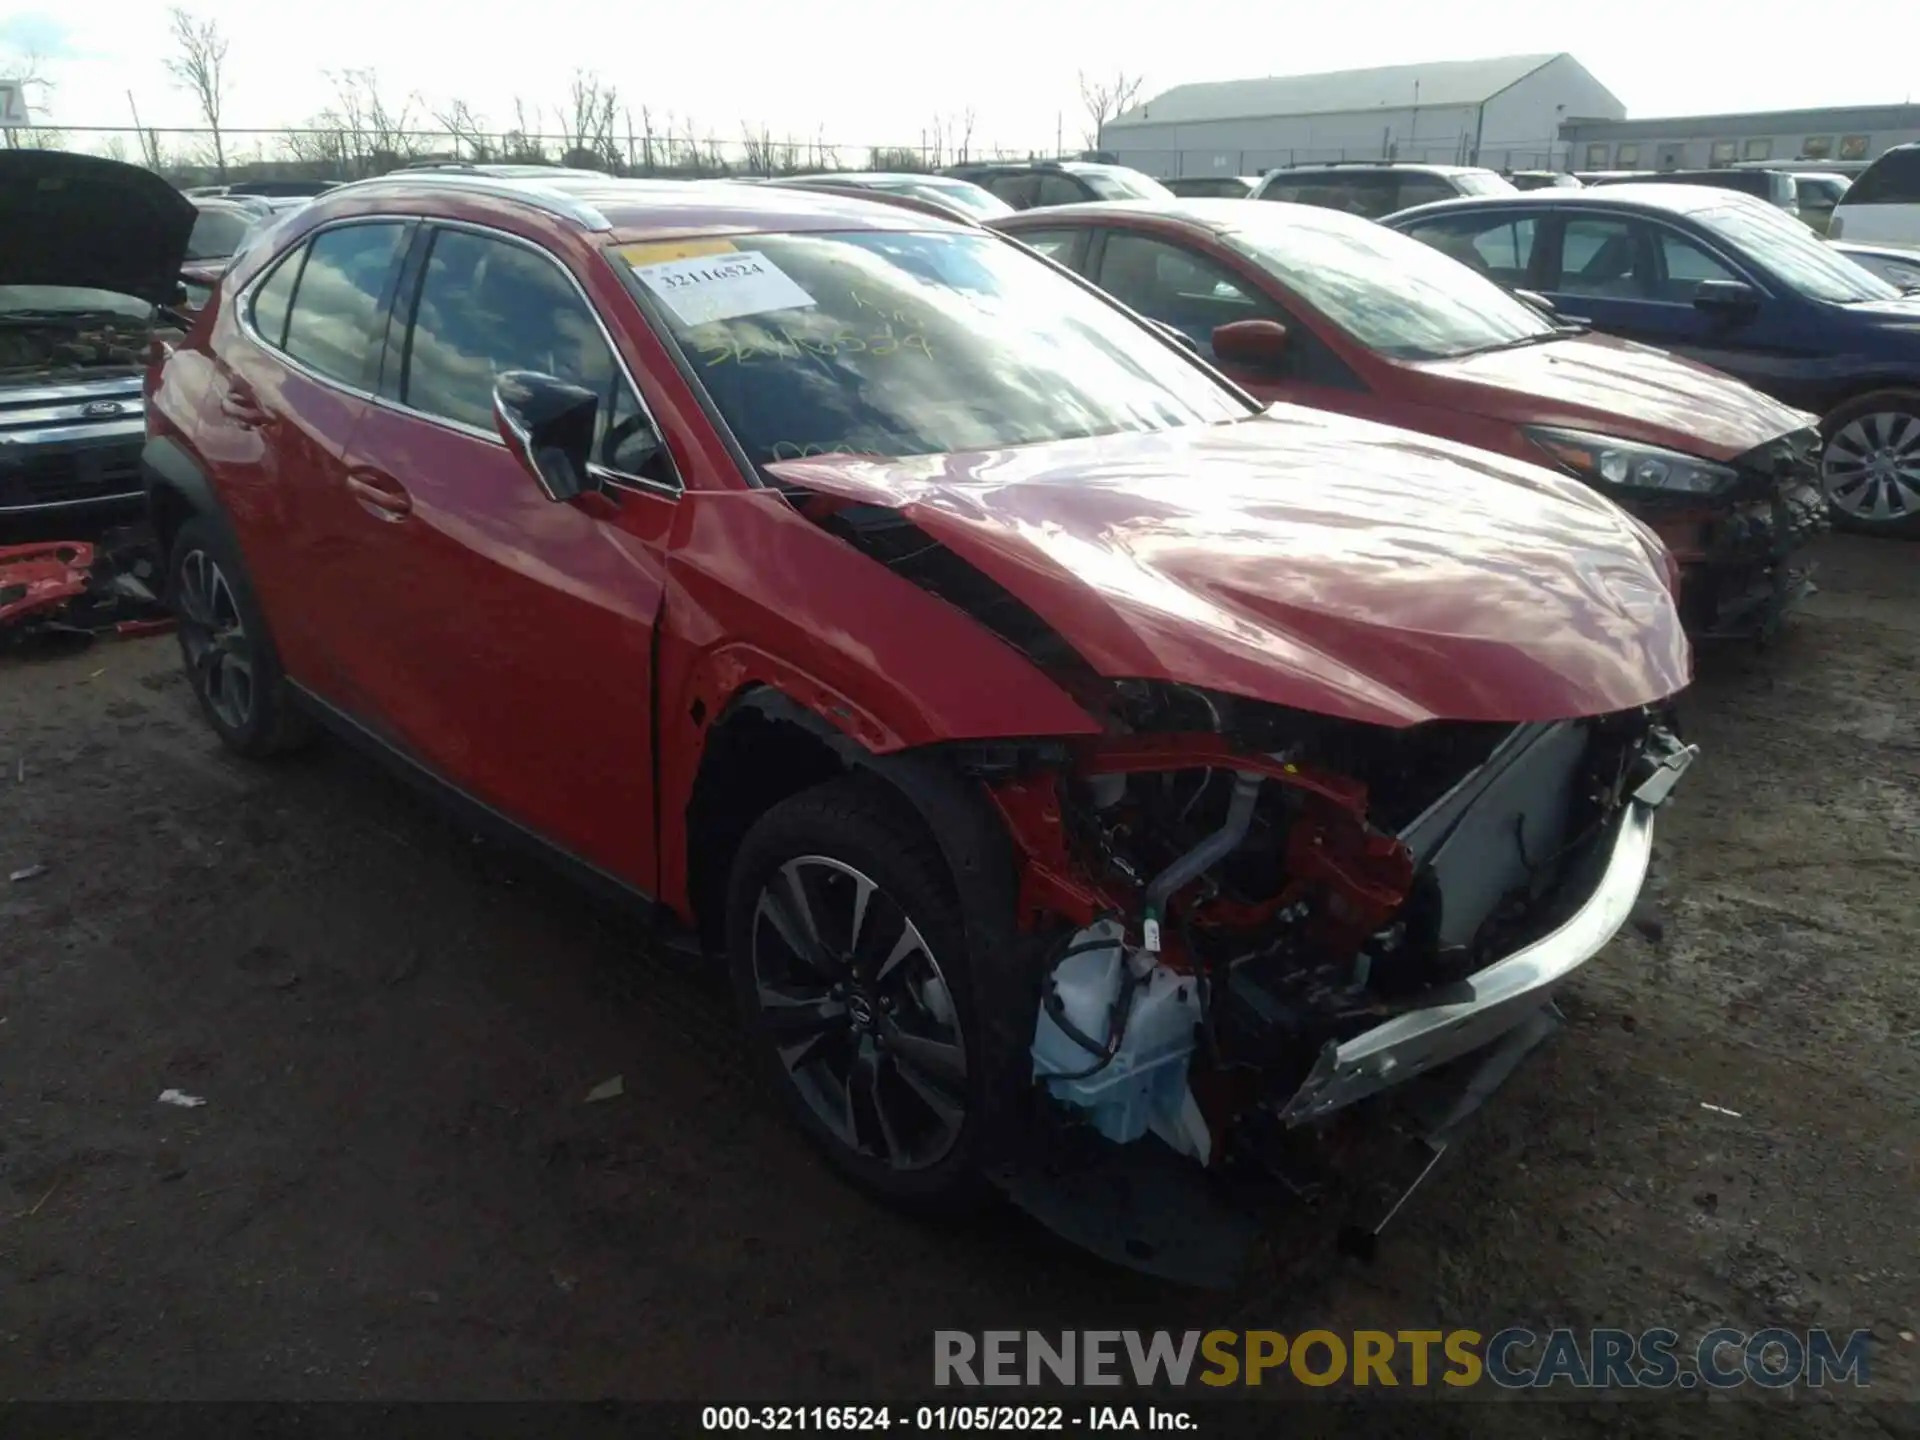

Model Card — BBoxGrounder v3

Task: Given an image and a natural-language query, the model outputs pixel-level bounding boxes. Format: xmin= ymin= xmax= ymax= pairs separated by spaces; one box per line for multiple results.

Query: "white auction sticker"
xmin=631 ymin=250 xmax=816 ymax=326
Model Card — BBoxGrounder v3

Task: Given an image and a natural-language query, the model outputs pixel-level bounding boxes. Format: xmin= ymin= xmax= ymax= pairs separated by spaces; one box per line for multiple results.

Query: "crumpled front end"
xmin=1650 ymin=426 xmax=1829 ymax=639
xmin=990 ymin=684 xmax=1695 ymax=1284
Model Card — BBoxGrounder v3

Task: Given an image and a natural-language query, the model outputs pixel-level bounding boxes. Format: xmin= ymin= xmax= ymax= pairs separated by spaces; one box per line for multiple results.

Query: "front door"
xmin=326 ymin=223 xmax=677 ymax=889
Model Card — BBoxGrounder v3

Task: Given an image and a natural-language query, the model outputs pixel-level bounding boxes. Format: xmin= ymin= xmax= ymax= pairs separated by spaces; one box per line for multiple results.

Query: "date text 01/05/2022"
xmin=700 ymin=1405 xmax=1196 ymax=1432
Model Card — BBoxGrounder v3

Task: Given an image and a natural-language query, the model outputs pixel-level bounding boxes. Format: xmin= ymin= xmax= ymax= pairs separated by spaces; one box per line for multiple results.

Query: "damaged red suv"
xmin=144 ymin=173 xmax=1697 ymax=1281
xmin=992 ymin=200 xmax=1829 ymax=638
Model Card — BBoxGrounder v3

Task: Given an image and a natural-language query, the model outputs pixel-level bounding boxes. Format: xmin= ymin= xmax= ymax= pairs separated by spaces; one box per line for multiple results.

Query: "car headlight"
xmin=1524 ymin=426 xmax=1739 ymax=497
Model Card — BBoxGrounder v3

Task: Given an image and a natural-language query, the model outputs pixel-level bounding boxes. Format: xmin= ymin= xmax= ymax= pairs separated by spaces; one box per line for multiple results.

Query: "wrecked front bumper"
xmin=1276 ymin=730 xmax=1692 ymax=1126
xmin=1001 ymin=723 xmax=1697 ymax=1286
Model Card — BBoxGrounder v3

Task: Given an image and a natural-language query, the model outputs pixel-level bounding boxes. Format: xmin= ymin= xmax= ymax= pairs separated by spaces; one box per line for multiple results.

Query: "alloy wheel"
xmin=750 ymin=855 xmax=968 ymax=1170
xmin=176 ymin=549 xmax=255 ymax=730
xmin=1823 ymin=412 xmax=1920 ymax=524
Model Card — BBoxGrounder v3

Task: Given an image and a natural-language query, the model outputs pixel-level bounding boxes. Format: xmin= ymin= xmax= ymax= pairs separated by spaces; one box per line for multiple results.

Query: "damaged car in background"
xmin=143 ymin=174 xmax=1697 ymax=1282
xmin=1 ymin=151 xmax=195 ymax=528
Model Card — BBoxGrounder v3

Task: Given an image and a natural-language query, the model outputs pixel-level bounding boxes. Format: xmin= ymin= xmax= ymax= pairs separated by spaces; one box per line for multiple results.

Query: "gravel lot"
xmin=0 ymin=533 xmax=1914 ymax=1427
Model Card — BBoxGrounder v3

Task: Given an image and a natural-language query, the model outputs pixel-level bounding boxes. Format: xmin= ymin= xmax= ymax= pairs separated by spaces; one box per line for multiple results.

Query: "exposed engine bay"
xmin=960 ymin=684 xmax=1693 ymax=1223
xmin=0 ymin=319 xmax=150 ymax=383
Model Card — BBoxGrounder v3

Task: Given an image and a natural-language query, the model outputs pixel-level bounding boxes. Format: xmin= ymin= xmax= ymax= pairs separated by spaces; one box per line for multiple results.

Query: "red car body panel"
xmin=991 ymin=206 xmax=1814 ymax=570
xmin=769 ymin=410 xmax=1690 ymax=728
xmin=148 ymin=179 xmax=1689 ymax=920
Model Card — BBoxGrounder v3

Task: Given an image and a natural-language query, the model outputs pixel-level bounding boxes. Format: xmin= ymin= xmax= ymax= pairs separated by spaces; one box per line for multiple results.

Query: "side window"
xmin=281 ymin=223 xmax=408 ymax=388
xmin=1035 ymin=174 xmax=1086 ymax=207
xmin=987 ymin=173 xmax=1042 ymax=209
xmin=1405 ymin=214 xmax=1538 ymax=285
xmin=401 ymin=228 xmax=665 ymax=479
xmin=1654 ymin=230 xmax=1738 ymax=300
xmin=1392 ymin=174 xmax=1458 ymax=210
xmin=1008 ymin=229 xmax=1084 ymax=268
xmin=1095 ymin=231 xmax=1277 ymax=357
xmin=1844 ymin=148 xmax=1920 ymax=206
xmin=1555 ymin=217 xmax=1651 ymax=300
xmin=247 ymin=245 xmax=304 ymax=349
xmin=1329 ymin=174 xmax=1400 ymax=219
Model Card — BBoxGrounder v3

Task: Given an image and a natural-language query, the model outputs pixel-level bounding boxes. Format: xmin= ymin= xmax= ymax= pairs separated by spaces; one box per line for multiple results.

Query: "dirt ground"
xmin=0 ymin=533 xmax=1914 ymax=1426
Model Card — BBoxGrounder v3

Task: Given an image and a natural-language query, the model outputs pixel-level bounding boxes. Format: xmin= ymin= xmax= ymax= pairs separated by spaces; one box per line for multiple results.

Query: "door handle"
xmin=345 ymin=467 xmax=413 ymax=520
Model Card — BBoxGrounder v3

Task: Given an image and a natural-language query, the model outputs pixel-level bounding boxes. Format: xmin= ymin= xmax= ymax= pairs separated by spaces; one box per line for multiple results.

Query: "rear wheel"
xmin=725 ymin=777 xmax=986 ymax=1206
xmin=1820 ymin=390 xmax=1920 ymax=537
xmin=169 ymin=516 xmax=313 ymax=757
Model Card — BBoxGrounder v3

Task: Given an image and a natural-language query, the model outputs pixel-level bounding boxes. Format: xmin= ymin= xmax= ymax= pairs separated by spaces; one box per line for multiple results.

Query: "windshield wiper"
xmin=1462 ymin=325 xmax=1586 ymax=356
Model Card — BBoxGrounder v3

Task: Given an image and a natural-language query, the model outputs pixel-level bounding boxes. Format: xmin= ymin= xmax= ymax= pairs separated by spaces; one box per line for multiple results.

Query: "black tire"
xmin=725 ymin=775 xmax=991 ymax=1208
xmin=167 ymin=515 xmax=314 ymax=757
xmin=1819 ymin=389 xmax=1920 ymax=538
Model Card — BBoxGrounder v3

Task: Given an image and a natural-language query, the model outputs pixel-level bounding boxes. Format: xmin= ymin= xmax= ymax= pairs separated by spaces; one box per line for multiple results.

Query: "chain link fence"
xmin=3 ymin=123 xmax=1070 ymax=185
xmin=1109 ymin=142 xmax=1567 ymax=178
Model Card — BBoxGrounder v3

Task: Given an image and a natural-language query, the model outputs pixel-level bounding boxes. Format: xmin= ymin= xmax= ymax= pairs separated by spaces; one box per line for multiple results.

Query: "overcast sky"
xmin=4 ymin=0 xmax=1916 ymax=154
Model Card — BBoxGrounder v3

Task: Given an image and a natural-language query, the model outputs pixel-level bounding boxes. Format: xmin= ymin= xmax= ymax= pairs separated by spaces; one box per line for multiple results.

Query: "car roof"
xmin=309 ymin=171 xmax=977 ymax=238
xmin=991 ymin=196 xmax=1382 ymax=238
xmin=1267 ymin=161 xmax=1494 ymax=175
xmin=1387 ymin=183 xmax=1757 ymax=223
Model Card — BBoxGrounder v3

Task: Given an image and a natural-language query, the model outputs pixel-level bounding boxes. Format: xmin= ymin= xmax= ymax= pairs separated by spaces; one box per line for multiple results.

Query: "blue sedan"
xmin=1386 ymin=184 xmax=1920 ymax=535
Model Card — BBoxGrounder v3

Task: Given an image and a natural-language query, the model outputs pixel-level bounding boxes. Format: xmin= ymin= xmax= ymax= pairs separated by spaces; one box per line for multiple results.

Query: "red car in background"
xmin=144 ymin=171 xmax=1695 ymax=1279
xmin=992 ymin=199 xmax=1829 ymax=637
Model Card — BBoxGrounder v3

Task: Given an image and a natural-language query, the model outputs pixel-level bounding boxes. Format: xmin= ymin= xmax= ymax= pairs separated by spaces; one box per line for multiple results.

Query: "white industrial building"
xmin=1102 ymin=53 xmax=1625 ymax=180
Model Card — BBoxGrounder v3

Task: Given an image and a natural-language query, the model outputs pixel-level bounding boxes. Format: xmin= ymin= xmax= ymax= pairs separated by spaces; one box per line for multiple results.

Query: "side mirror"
xmin=1148 ymin=318 xmax=1200 ymax=353
xmin=1211 ymin=318 xmax=1289 ymax=370
xmin=1693 ymin=278 xmax=1760 ymax=322
xmin=494 ymin=370 xmax=599 ymax=502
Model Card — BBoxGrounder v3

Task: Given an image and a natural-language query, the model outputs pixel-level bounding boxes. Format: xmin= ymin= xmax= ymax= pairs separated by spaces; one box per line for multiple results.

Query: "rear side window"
xmin=281 ymin=223 xmax=408 ymax=388
xmin=1259 ymin=172 xmax=1399 ymax=218
xmin=1394 ymin=174 xmax=1460 ymax=209
xmin=1844 ymin=148 xmax=1920 ymax=206
xmin=986 ymin=173 xmax=1042 ymax=208
xmin=248 ymin=248 xmax=303 ymax=349
xmin=1402 ymin=213 xmax=1539 ymax=285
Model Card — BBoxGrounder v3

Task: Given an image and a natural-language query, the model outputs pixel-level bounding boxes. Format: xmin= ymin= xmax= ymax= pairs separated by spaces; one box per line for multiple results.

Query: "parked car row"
xmin=1 ymin=147 xmax=1887 ymax=1284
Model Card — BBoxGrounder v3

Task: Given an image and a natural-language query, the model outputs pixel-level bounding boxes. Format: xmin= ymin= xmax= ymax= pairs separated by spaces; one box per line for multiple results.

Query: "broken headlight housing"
xmin=1525 ymin=426 xmax=1738 ymax=498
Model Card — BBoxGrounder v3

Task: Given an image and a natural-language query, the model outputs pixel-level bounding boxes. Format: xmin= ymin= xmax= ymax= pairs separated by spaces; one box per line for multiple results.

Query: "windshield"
xmin=1080 ymin=168 xmax=1174 ymax=202
xmin=187 ymin=208 xmax=259 ymax=261
xmin=1454 ymin=171 xmax=1519 ymax=196
xmin=620 ymin=229 xmax=1248 ymax=464
xmin=1696 ymin=202 xmax=1900 ymax=303
xmin=1221 ymin=207 xmax=1558 ymax=360
xmin=0 ymin=285 xmax=153 ymax=321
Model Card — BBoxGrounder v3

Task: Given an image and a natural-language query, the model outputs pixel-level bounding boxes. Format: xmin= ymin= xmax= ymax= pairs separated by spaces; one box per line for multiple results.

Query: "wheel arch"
xmin=682 ymin=685 xmax=1039 ymax=1173
xmin=140 ymin=434 xmax=233 ymax=563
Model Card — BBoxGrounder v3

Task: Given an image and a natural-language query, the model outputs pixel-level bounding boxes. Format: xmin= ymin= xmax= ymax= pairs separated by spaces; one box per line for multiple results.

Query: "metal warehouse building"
xmin=1102 ymin=53 xmax=1625 ymax=180
xmin=1561 ymin=104 xmax=1920 ymax=173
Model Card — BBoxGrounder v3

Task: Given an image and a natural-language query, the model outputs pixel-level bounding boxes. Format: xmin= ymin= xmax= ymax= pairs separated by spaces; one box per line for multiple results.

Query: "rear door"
xmin=326 ymin=221 xmax=677 ymax=886
xmin=211 ymin=218 xmax=413 ymax=697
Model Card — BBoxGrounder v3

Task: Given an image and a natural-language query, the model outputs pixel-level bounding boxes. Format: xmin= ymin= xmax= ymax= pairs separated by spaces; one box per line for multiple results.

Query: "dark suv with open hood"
xmin=0 ymin=151 xmax=195 ymax=525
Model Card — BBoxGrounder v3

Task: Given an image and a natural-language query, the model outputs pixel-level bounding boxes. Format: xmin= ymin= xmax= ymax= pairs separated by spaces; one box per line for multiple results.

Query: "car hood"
xmin=768 ymin=408 xmax=1690 ymax=729
xmin=0 ymin=151 xmax=197 ymax=306
xmin=1407 ymin=332 xmax=1809 ymax=460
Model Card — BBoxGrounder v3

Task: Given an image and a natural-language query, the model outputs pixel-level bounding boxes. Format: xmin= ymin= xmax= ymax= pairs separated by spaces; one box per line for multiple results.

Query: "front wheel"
xmin=1820 ymin=390 xmax=1920 ymax=537
xmin=725 ymin=777 xmax=987 ymax=1207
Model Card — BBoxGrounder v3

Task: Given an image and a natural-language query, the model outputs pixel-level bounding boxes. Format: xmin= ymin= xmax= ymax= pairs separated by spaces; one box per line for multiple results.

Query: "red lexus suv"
xmin=144 ymin=170 xmax=1696 ymax=1280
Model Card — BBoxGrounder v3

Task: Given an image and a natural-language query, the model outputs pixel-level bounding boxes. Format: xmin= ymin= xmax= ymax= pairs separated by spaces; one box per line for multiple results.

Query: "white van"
xmin=1828 ymin=143 xmax=1920 ymax=248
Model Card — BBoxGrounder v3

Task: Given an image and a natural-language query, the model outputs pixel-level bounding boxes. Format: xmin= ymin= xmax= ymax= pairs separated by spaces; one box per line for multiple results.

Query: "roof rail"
xmin=758 ymin=179 xmax=981 ymax=226
xmin=324 ymin=168 xmax=614 ymax=231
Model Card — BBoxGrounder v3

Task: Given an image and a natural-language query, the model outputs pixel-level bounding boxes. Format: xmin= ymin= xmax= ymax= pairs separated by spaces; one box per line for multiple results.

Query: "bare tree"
xmin=164 ymin=9 xmax=230 ymax=178
xmin=953 ymin=108 xmax=977 ymax=166
xmin=559 ymin=71 xmax=618 ymax=171
xmin=127 ymin=90 xmax=167 ymax=169
xmin=500 ymin=97 xmax=548 ymax=164
xmin=1077 ymin=70 xmax=1145 ymax=151
xmin=326 ymin=69 xmax=423 ymax=173
xmin=432 ymin=98 xmax=493 ymax=162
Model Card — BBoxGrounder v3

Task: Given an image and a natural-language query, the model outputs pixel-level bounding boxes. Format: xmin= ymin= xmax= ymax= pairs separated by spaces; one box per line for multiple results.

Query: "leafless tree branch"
xmin=164 ymin=9 xmax=230 ymax=177
xmin=1077 ymin=70 xmax=1145 ymax=152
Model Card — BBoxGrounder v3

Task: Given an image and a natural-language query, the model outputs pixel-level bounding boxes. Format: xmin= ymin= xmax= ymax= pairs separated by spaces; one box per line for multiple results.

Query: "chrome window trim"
xmin=234 ymin=213 xmax=678 ymax=500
